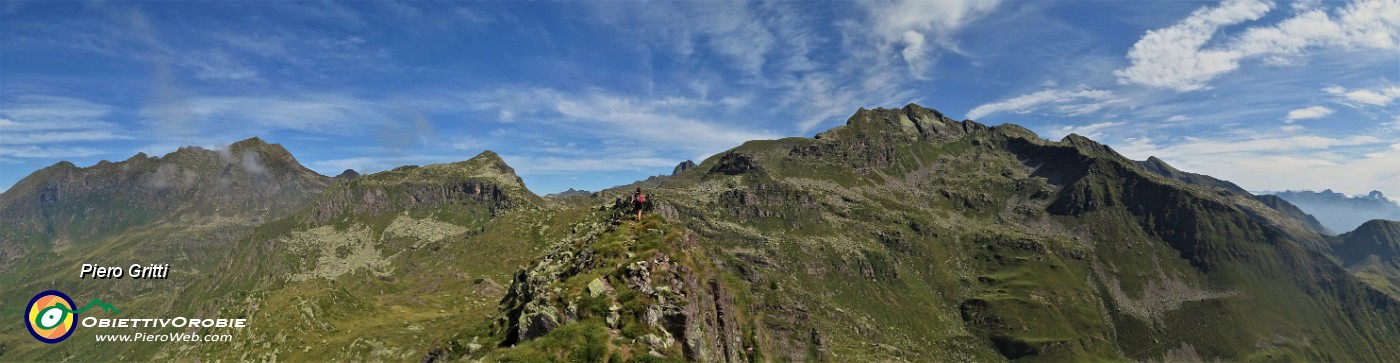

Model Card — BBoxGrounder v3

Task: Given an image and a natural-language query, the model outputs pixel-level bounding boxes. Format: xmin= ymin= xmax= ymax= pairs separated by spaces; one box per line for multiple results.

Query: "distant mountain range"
xmin=1270 ymin=189 xmax=1400 ymax=234
xmin=1 ymin=104 xmax=1398 ymax=362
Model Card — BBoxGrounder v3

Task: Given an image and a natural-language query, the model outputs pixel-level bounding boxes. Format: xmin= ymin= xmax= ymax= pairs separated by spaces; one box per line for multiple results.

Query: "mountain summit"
xmin=0 ymin=137 xmax=329 ymax=267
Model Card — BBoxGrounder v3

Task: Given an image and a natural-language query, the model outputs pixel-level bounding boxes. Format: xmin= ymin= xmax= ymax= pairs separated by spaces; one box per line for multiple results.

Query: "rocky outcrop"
xmin=672 ymin=160 xmax=698 ymax=176
xmin=710 ymin=153 xmax=760 ymax=175
xmin=492 ymin=214 xmax=751 ymax=362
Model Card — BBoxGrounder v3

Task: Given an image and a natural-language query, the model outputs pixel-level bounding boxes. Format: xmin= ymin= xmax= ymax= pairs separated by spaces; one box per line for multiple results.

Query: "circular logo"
xmin=25 ymin=290 xmax=76 ymax=344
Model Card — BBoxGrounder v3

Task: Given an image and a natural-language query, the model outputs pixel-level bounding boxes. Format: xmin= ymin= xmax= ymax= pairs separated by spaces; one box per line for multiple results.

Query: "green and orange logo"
xmin=24 ymin=290 xmax=119 ymax=344
xmin=26 ymin=290 xmax=77 ymax=343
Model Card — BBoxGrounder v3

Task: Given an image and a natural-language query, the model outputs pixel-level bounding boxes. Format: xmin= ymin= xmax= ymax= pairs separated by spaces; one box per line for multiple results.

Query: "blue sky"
xmin=1 ymin=0 xmax=1396 ymax=196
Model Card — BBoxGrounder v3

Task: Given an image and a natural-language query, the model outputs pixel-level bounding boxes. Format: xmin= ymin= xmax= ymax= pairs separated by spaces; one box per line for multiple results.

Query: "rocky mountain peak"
xmin=333 ymin=169 xmax=360 ymax=180
xmin=0 ymin=137 xmax=332 ymax=258
xmin=1059 ymin=133 xmax=1118 ymax=157
xmin=814 ymin=103 xmax=987 ymax=146
xmin=463 ymin=150 xmax=518 ymax=179
xmin=671 ymin=160 xmax=697 ymax=176
xmin=48 ymin=160 xmax=78 ymax=170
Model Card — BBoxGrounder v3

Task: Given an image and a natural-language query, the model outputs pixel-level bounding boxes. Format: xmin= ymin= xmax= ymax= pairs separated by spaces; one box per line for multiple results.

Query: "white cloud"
xmin=864 ymin=0 xmax=1001 ymax=79
xmin=901 ymin=30 xmax=930 ymax=75
xmin=965 ymin=87 xmax=1117 ymax=120
xmin=1116 ymin=0 xmax=1400 ymax=91
xmin=1 ymin=131 xmax=134 ymax=145
xmin=0 ymin=145 xmax=107 ymax=158
xmin=1324 ymin=84 xmax=1400 ymax=106
xmin=1284 ymin=105 xmax=1335 ymax=122
xmin=1114 ymin=0 xmax=1272 ymax=91
xmin=1048 ymin=121 xmax=1125 ymax=139
xmin=1293 ymin=0 xmax=1323 ymax=11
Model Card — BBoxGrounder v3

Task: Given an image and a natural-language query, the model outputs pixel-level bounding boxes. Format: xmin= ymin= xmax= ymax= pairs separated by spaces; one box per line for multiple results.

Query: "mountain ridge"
xmin=1273 ymin=189 xmax=1400 ymax=234
xmin=2 ymin=104 xmax=1398 ymax=362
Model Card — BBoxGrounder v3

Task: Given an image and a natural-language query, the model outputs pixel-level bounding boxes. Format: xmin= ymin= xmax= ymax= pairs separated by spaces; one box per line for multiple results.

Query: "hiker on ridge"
xmin=633 ymin=187 xmax=647 ymax=222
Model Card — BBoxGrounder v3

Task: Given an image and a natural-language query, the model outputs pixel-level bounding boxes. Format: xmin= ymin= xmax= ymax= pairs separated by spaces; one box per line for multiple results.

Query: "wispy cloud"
xmin=0 ymin=145 xmax=108 ymax=158
xmin=1048 ymin=121 xmax=1125 ymax=140
xmin=468 ymin=86 xmax=779 ymax=155
xmin=1285 ymin=106 xmax=1335 ymax=122
xmin=140 ymin=94 xmax=388 ymax=138
xmin=966 ymin=87 xmax=1118 ymax=120
xmin=0 ymin=95 xmax=130 ymax=156
xmin=0 ymin=130 xmax=133 ymax=145
xmin=1325 ymin=84 xmax=1400 ymax=106
xmin=862 ymin=0 xmax=1001 ymax=79
xmin=0 ymin=95 xmax=115 ymax=129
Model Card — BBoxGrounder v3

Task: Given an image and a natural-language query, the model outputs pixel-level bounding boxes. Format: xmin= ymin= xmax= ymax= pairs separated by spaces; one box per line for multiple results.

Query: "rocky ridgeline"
xmin=301 ymin=151 xmax=536 ymax=224
xmin=303 ymin=179 xmax=517 ymax=224
xmin=481 ymin=208 xmax=751 ymax=362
